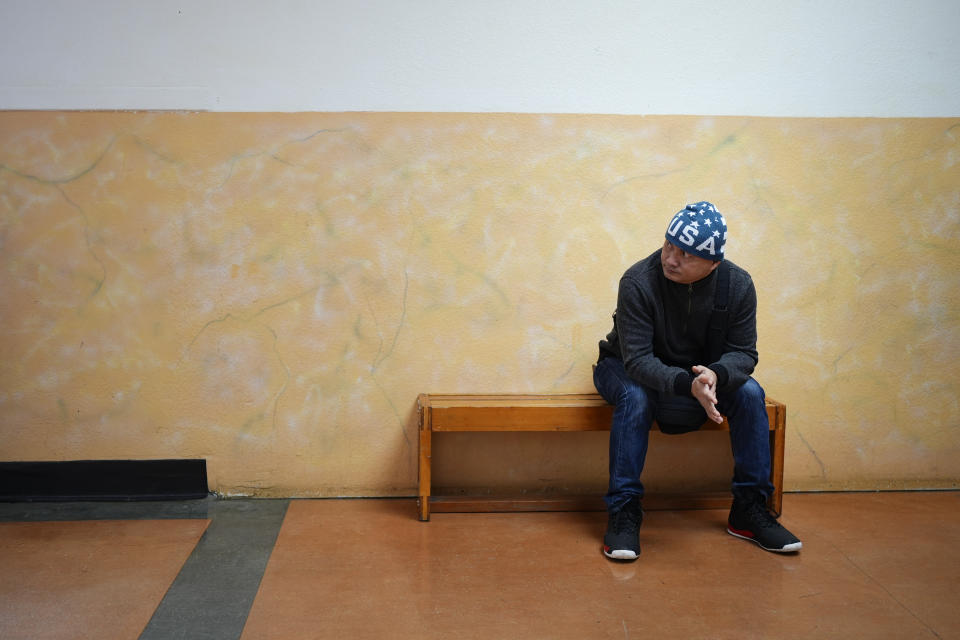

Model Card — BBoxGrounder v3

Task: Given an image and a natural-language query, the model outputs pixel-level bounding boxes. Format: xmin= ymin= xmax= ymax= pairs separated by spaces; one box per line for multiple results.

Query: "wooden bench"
xmin=417 ymin=393 xmax=785 ymax=521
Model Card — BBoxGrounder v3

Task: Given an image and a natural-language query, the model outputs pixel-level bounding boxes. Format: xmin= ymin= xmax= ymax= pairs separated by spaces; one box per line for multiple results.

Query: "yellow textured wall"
xmin=1 ymin=112 xmax=958 ymax=496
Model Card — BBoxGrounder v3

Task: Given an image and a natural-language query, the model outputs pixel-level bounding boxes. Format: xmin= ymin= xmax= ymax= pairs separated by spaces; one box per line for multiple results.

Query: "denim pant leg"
xmin=717 ymin=378 xmax=775 ymax=499
xmin=593 ymin=358 xmax=656 ymax=512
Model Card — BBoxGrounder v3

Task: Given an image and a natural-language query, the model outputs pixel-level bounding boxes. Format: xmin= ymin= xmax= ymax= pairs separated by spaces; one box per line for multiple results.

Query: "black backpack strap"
xmin=706 ymin=262 xmax=731 ymax=364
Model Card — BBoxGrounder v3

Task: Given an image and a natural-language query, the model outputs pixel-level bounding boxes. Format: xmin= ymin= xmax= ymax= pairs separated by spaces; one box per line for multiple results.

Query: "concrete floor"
xmin=1 ymin=492 xmax=958 ymax=639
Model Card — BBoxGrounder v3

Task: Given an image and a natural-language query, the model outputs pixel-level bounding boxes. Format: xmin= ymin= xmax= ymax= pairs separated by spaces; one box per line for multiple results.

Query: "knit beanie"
xmin=664 ymin=201 xmax=727 ymax=261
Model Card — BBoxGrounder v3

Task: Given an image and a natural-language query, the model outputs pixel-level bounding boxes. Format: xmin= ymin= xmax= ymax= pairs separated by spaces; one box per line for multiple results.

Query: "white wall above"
xmin=2 ymin=0 xmax=958 ymax=116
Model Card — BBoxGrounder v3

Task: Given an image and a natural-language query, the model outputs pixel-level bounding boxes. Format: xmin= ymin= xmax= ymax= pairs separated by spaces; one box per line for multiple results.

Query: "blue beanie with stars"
xmin=664 ymin=201 xmax=727 ymax=261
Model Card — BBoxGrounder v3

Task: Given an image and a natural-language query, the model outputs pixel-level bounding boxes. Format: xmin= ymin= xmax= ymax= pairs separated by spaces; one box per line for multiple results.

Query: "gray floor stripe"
xmin=0 ymin=498 xmax=290 ymax=640
xmin=0 ymin=498 xmax=213 ymax=522
xmin=138 ymin=499 xmax=290 ymax=640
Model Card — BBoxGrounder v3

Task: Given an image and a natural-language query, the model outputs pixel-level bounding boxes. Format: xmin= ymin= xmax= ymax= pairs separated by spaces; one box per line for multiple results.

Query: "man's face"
xmin=661 ymin=240 xmax=720 ymax=284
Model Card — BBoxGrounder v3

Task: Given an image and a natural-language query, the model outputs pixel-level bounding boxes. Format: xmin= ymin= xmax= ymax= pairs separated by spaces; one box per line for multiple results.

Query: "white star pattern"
xmin=673 ymin=206 xmax=726 ymax=252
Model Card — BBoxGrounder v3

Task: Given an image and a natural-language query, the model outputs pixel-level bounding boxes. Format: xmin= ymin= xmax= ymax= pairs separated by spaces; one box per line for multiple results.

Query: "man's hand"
xmin=691 ymin=365 xmax=723 ymax=423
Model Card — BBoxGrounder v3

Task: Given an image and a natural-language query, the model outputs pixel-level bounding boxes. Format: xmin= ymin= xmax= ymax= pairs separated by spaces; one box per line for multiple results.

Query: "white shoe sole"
xmin=727 ymin=527 xmax=802 ymax=553
xmin=604 ymin=548 xmax=639 ymax=561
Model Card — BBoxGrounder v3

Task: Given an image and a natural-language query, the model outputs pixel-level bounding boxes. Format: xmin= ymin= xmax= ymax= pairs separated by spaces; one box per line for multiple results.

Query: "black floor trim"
xmin=0 ymin=460 xmax=208 ymax=501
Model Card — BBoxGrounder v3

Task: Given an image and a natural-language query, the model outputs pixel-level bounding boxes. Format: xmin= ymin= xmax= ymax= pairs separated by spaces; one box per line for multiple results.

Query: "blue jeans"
xmin=593 ymin=357 xmax=774 ymax=512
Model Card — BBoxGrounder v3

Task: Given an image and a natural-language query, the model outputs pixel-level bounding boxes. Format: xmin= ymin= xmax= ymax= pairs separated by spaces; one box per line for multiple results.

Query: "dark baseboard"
xmin=0 ymin=459 xmax=208 ymax=502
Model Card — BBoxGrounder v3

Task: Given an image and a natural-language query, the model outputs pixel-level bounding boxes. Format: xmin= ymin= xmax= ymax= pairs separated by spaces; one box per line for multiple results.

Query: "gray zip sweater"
xmin=598 ymin=249 xmax=758 ymax=397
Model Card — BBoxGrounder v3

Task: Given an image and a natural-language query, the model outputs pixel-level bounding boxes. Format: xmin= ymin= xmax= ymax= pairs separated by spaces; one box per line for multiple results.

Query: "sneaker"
xmin=727 ymin=493 xmax=802 ymax=553
xmin=603 ymin=497 xmax=643 ymax=561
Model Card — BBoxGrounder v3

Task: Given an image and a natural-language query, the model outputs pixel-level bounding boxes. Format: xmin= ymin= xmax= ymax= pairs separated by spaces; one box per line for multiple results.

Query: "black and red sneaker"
xmin=727 ymin=492 xmax=802 ymax=553
xmin=603 ymin=497 xmax=643 ymax=561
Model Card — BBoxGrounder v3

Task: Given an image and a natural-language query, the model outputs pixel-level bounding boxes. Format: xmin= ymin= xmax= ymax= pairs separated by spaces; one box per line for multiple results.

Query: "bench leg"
xmin=769 ymin=403 xmax=786 ymax=516
xmin=418 ymin=405 xmax=432 ymax=522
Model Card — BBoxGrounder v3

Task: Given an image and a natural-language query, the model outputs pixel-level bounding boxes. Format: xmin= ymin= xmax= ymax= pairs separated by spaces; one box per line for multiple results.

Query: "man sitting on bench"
xmin=594 ymin=201 xmax=802 ymax=561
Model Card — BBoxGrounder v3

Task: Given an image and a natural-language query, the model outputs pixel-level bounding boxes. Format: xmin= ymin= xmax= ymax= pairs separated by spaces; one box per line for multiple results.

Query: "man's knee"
xmin=615 ymin=383 xmax=651 ymax=412
xmin=733 ymin=378 xmax=765 ymax=406
xmin=723 ymin=378 xmax=769 ymax=433
xmin=611 ymin=385 xmax=655 ymax=432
